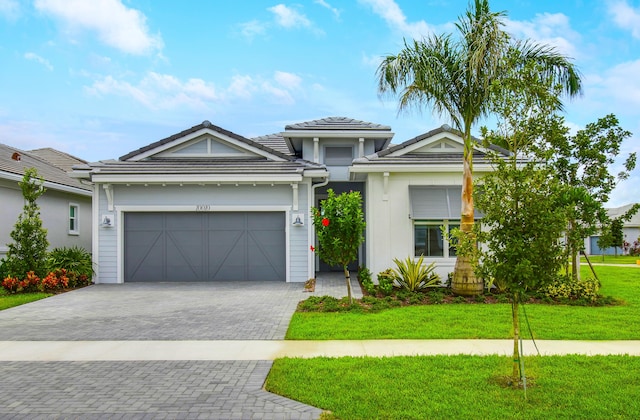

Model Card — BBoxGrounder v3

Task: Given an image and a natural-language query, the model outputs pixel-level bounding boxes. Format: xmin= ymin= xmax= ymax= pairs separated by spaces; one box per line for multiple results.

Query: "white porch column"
xmin=313 ymin=138 xmax=319 ymax=163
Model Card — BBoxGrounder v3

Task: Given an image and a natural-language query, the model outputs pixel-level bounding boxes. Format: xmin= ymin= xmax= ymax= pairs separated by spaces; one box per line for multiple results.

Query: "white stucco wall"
xmin=94 ymin=182 xmax=311 ymax=283
xmin=365 ymin=172 xmax=465 ymax=280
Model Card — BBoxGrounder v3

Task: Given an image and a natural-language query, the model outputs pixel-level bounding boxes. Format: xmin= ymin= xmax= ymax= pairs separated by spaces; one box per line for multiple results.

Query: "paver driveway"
xmin=0 ymin=282 xmax=323 ymax=419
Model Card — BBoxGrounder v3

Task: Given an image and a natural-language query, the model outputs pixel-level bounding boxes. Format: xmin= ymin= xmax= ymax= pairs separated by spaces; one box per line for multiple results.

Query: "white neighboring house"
xmin=585 ymin=203 xmax=640 ymax=255
xmin=72 ymin=117 xmax=505 ymax=284
xmin=0 ymin=145 xmax=92 ymax=260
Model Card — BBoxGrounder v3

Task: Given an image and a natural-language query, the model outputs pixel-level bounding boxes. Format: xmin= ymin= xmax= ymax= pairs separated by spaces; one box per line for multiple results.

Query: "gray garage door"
xmin=124 ymin=212 xmax=285 ymax=282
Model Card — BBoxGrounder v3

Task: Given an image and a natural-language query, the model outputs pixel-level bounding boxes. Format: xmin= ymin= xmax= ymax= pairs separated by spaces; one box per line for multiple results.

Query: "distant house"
xmin=0 ymin=145 xmax=92 ymax=259
xmin=585 ymin=203 xmax=640 ymax=255
xmin=72 ymin=117 xmax=504 ymax=283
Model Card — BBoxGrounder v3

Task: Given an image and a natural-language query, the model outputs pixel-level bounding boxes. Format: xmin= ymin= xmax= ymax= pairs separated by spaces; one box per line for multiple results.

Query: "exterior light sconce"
xmin=292 ymin=213 xmax=304 ymax=226
xmin=101 ymin=213 xmax=114 ymax=228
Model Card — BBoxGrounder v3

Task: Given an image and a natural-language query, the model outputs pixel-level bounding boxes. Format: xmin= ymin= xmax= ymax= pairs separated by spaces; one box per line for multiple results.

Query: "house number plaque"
xmin=195 ymin=205 xmax=211 ymax=212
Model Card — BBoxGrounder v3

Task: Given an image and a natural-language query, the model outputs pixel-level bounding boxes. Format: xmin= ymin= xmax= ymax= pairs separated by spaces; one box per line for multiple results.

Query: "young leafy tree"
xmin=546 ymin=115 xmax=634 ymax=278
xmin=475 ymin=161 xmax=567 ymax=386
xmin=2 ymin=168 xmax=49 ymax=278
xmin=472 ymin=62 xmax=567 ymax=388
xmin=376 ymin=0 xmax=581 ymax=295
xmin=311 ymin=189 xmax=365 ymax=304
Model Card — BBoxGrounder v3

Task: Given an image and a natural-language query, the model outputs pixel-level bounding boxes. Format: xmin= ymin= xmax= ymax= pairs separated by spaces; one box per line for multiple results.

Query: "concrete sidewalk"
xmin=2 ymin=339 xmax=639 ymax=361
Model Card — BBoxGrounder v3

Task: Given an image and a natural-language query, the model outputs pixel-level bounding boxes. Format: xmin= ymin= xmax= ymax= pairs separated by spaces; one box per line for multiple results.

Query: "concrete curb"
xmin=2 ymin=339 xmax=639 ymax=361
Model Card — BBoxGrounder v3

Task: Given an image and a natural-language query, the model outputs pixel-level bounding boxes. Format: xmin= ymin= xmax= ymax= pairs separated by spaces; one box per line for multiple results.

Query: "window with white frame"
xmin=69 ymin=203 xmax=79 ymax=235
xmin=414 ymin=221 xmax=459 ymax=257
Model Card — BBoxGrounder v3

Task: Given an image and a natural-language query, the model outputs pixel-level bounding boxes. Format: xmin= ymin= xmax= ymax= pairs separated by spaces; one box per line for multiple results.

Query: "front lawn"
xmin=583 ymin=255 xmax=640 ymax=264
xmin=286 ymin=266 xmax=640 ymax=340
xmin=266 ymin=355 xmax=640 ymax=419
xmin=0 ymin=289 xmax=51 ymax=311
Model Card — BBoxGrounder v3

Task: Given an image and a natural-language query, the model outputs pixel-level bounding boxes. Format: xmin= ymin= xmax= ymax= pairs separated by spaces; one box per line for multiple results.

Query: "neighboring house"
xmin=0 ymin=144 xmax=92 ymax=260
xmin=72 ymin=117 xmax=504 ymax=283
xmin=585 ymin=203 xmax=640 ymax=255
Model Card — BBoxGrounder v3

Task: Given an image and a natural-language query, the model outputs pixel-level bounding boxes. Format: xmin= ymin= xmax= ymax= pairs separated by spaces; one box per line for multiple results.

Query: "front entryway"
xmin=124 ymin=212 xmax=285 ymax=282
xmin=315 ymin=181 xmax=365 ymax=272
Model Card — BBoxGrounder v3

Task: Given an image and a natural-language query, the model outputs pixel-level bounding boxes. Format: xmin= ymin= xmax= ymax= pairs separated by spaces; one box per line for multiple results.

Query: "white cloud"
xmin=85 ymin=70 xmax=306 ymax=109
xmin=505 ymin=13 xmax=581 ymax=58
xmin=261 ymin=82 xmax=295 ymax=105
xmin=0 ymin=0 xmax=19 ymax=19
xmin=24 ymin=52 xmax=53 ymax=71
xmin=227 ymin=75 xmax=256 ymax=99
xmin=608 ymin=0 xmax=640 ymax=39
xmin=359 ymin=0 xmax=433 ymax=40
xmin=34 ymin=0 xmax=163 ymax=55
xmin=274 ymin=71 xmax=301 ymax=90
xmin=86 ymin=72 xmax=218 ymax=110
xmin=239 ymin=19 xmax=268 ymax=40
xmin=315 ymin=0 xmax=340 ymax=19
xmin=590 ymin=59 xmax=640 ymax=109
xmin=361 ymin=52 xmax=382 ymax=69
xmin=268 ymin=4 xmax=312 ymax=29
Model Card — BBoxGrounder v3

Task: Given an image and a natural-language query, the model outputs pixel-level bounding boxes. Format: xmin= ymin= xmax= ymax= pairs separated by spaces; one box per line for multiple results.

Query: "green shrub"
xmin=377 ymin=269 xmax=395 ymax=295
xmin=47 ymin=246 xmax=93 ymax=285
xmin=391 ymin=255 xmax=441 ymax=292
xmin=358 ymin=266 xmax=376 ymax=295
xmin=3 ymin=168 xmax=49 ymax=278
xmin=544 ymin=275 xmax=601 ymax=303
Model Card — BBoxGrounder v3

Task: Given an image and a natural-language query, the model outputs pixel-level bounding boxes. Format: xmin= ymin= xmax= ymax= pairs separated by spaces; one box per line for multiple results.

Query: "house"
xmin=72 ymin=117 xmax=502 ymax=283
xmin=585 ymin=203 xmax=640 ymax=255
xmin=0 ymin=144 xmax=92 ymax=259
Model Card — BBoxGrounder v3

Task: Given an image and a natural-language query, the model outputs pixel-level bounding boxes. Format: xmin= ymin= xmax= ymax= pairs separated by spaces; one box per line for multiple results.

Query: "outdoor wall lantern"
xmin=101 ymin=213 xmax=114 ymax=228
xmin=292 ymin=213 xmax=304 ymax=226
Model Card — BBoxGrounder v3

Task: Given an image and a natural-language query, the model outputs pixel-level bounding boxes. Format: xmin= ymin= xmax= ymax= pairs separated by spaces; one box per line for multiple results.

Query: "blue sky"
xmin=1 ymin=0 xmax=638 ymax=206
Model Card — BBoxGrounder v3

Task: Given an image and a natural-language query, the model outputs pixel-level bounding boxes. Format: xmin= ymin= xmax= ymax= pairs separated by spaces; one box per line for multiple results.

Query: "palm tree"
xmin=377 ymin=0 xmax=582 ymax=295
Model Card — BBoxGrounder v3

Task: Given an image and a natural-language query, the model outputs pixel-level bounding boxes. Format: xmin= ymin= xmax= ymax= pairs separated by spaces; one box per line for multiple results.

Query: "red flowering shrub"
xmin=19 ymin=271 xmax=40 ymax=293
xmin=2 ymin=277 xmax=20 ymax=293
xmin=40 ymin=269 xmax=69 ymax=292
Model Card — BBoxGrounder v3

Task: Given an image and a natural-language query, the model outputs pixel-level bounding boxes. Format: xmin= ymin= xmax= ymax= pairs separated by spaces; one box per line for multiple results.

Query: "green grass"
xmin=266 ymin=355 xmax=640 ymax=420
xmin=582 ymin=254 xmax=640 ymax=264
xmin=0 ymin=289 xmax=51 ymax=311
xmin=286 ymin=266 xmax=640 ymax=340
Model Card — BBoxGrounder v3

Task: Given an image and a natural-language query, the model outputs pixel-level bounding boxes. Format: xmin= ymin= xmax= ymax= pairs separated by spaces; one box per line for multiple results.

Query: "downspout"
xmin=310 ymin=176 xmax=330 ymax=278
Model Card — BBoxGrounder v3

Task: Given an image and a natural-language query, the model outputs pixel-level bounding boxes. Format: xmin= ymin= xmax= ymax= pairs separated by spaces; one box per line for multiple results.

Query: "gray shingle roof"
xmin=284 ymin=116 xmax=391 ymax=131
xmin=0 ymin=144 xmax=91 ymax=191
xmin=251 ymin=133 xmax=292 ymax=155
xmin=83 ymin=158 xmax=324 ymax=176
xmin=28 ymin=148 xmax=88 ymax=172
xmin=120 ymin=120 xmax=294 ymax=162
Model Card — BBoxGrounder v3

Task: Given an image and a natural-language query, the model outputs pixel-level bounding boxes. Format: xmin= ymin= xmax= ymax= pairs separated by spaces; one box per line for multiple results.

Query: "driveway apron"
xmin=0 ymin=282 xmax=323 ymax=419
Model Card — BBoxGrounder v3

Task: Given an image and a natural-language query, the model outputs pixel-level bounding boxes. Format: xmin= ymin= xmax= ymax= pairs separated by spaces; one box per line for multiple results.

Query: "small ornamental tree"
xmin=311 ymin=189 xmax=365 ymax=304
xmin=474 ymin=65 xmax=567 ymax=389
xmin=474 ymin=161 xmax=567 ymax=387
xmin=2 ymin=168 xmax=49 ymax=278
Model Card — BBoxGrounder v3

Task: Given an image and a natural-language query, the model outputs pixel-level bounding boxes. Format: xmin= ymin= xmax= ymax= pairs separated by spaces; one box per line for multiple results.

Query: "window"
xmin=69 ymin=203 xmax=79 ymax=235
xmin=414 ymin=220 xmax=459 ymax=257
xmin=324 ymin=146 xmax=353 ymax=166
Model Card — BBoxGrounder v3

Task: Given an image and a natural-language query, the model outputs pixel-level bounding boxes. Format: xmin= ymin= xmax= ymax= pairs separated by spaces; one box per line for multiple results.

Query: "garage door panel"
xmin=166 ymin=231 xmax=203 ymax=281
xmin=125 ymin=212 xmax=285 ymax=282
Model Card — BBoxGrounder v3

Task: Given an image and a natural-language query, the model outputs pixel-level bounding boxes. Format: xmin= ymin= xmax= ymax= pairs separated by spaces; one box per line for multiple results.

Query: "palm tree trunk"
xmin=452 ymin=144 xmax=483 ymax=295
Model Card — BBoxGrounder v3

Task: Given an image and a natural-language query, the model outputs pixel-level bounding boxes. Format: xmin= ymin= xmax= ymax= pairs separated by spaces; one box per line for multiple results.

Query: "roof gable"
xmin=120 ymin=120 xmax=291 ymax=162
